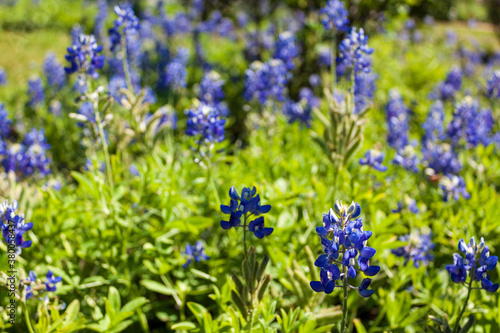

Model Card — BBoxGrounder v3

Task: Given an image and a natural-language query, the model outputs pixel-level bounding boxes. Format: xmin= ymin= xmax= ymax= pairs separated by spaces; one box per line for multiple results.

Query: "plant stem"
xmin=22 ymin=302 xmax=35 ymax=333
xmin=340 ymin=246 xmax=348 ymax=333
xmin=95 ymin=103 xmax=114 ymax=189
xmin=331 ymin=34 xmax=337 ymax=95
xmin=243 ymin=214 xmax=248 ymax=260
xmin=453 ymin=277 xmax=473 ymax=333
xmin=121 ymin=36 xmax=134 ymax=95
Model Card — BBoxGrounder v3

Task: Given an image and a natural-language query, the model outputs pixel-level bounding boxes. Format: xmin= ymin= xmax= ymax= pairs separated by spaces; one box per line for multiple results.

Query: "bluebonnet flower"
xmin=237 ymin=12 xmax=249 ymax=28
xmin=27 ymin=77 xmax=46 ymax=108
xmin=198 ymin=71 xmax=228 ymax=115
xmin=94 ymin=0 xmax=108 ymax=41
xmin=317 ymin=45 xmax=332 ymax=67
xmin=245 ymin=28 xmax=275 ymax=61
xmin=43 ymin=53 xmax=66 ymax=90
xmin=392 ymin=230 xmax=434 ymax=268
xmin=1 ymin=200 xmax=33 ymax=255
xmin=0 ymin=103 xmax=11 ymax=138
xmin=0 ymin=68 xmax=7 ymax=85
xmin=74 ymin=101 xmax=96 ymax=125
xmin=424 ymin=15 xmax=435 ymax=26
xmin=109 ymin=5 xmax=141 ymax=52
xmin=439 ymin=175 xmax=470 ymax=202
xmin=244 ymin=59 xmax=289 ymax=105
xmin=354 ymin=72 xmax=376 ymax=113
xmin=422 ymin=101 xmax=445 ymax=144
xmin=392 ymin=198 xmax=419 ymax=214
xmin=25 ymin=270 xmax=62 ymax=299
xmin=220 ymin=186 xmax=272 ymax=238
xmin=64 ymin=34 xmax=105 ymax=79
xmin=283 ymin=88 xmax=319 ymax=127
xmin=337 ymin=28 xmax=373 ymax=77
xmin=359 ymin=150 xmax=387 ymax=171
xmin=310 ymin=201 xmax=379 ymax=297
xmin=386 ymin=90 xmax=409 ymax=151
xmin=165 ymin=47 xmax=189 ymax=91
xmin=422 ymin=143 xmax=461 ymax=176
xmin=458 ymin=47 xmax=481 ymax=77
xmin=320 ymin=0 xmax=350 ymax=32
xmin=431 ymin=66 xmax=462 ymax=101
xmin=309 ymin=74 xmax=321 ymax=88
xmin=185 ymin=103 xmax=226 ymax=144
xmin=446 ymin=237 xmax=498 ymax=292
xmin=129 ymin=164 xmax=140 ymax=177
xmin=393 ymin=145 xmax=420 ymax=173
xmin=445 ymin=29 xmax=457 ymax=46
xmin=273 ymin=31 xmax=298 ymax=71
xmin=23 ymin=129 xmax=52 ymax=177
xmin=447 ymin=97 xmax=493 ymax=147
xmin=70 ymin=25 xmax=84 ymax=43
xmin=183 ymin=241 xmax=210 ymax=267
xmin=486 ymin=70 xmax=500 ymax=100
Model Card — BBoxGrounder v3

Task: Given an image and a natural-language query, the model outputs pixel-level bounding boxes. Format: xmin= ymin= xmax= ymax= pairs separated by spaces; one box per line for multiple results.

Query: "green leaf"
xmin=140 ymin=280 xmax=176 ymax=295
xmin=171 ymin=322 xmax=197 ymax=330
xmin=108 ymin=286 xmax=121 ymax=312
xmin=353 ymin=319 xmax=368 ymax=333
xmin=120 ymin=297 xmax=149 ymax=314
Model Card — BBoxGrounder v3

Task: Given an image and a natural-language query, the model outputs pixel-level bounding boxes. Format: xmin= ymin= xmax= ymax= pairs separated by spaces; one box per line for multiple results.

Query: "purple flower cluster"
xmin=283 ymin=88 xmax=319 ymax=127
xmin=337 ymin=28 xmax=373 ymax=77
xmin=354 ymin=72 xmax=376 ymax=113
xmin=185 ymin=103 xmax=226 ymax=144
xmin=27 ymin=77 xmax=45 ymax=108
xmin=198 ymin=71 xmax=229 ymax=116
xmin=439 ymin=175 xmax=470 ymax=202
xmin=386 ymin=90 xmax=409 ymax=150
xmin=431 ymin=66 xmax=462 ymax=101
xmin=320 ymin=0 xmax=350 ymax=32
xmin=422 ymin=101 xmax=445 ymax=144
xmin=446 ymin=97 xmax=493 ymax=147
xmin=422 ymin=143 xmax=461 ymax=176
xmin=446 ymin=237 xmax=498 ymax=292
xmin=244 ymin=59 xmax=289 ymax=105
xmin=1 ymin=200 xmax=33 ymax=255
xmin=109 ymin=5 xmax=141 ymax=52
xmin=183 ymin=241 xmax=210 ymax=268
xmin=43 ymin=53 xmax=66 ymax=90
xmin=25 ymin=270 xmax=63 ymax=300
xmin=273 ymin=31 xmax=298 ymax=71
xmin=311 ymin=201 xmax=379 ymax=297
xmin=0 ymin=103 xmax=11 ymax=139
xmin=359 ymin=150 xmax=387 ymax=171
xmin=486 ymin=70 xmax=500 ymax=99
xmin=0 ymin=68 xmax=7 ymax=85
xmin=392 ymin=231 xmax=434 ymax=267
xmin=220 ymin=186 xmax=273 ymax=239
xmin=165 ymin=48 xmax=189 ymax=91
xmin=64 ymin=34 xmax=105 ymax=79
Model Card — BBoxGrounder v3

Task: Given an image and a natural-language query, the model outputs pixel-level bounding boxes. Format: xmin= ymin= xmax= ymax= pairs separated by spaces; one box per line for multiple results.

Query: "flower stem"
xmin=340 ymin=245 xmax=348 ymax=333
xmin=453 ymin=277 xmax=473 ymax=333
xmin=22 ymin=303 xmax=35 ymax=333
xmin=331 ymin=34 xmax=337 ymax=95
xmin=95 ymin=103 xmax=114 ymax=189
xmin=121 ymin=36 xmax=134 ymax=95
xmin=243 ymin=214 xmax=248 ymax=260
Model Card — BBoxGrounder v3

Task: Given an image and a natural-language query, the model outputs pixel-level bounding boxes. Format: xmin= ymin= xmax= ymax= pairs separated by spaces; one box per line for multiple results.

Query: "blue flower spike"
xmin=446 ymin=237 xmax=498 ymax=292
xmin=310 ymin=200 xmax=379 ymax=296
xmin=220 ymin=185 xmax=273 ymax=238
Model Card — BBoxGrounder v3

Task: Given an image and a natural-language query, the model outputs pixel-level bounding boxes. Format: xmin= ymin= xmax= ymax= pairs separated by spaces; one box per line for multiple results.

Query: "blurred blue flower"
xmin=244 ymin=59 xmax=288 ymax=105
xmin=0 ymin=68 xmax=7 ymax=85
xmin=439 ymin=175 xmax=470 ymax=202
xmin=43 ymin=53 xmax=66 ymax=90
xmin=183 ymin=241 xmax=210 ymax=267
xmin=185 ymin=103 xmax=226 ymax=144
xmin=283 ymin=88 xmax=318 ymax=127
xmin=447 ymin=237 xmax=498 ymax=292
xmin=359 ymin=150 xmax=387 ymax=171
xmin=64 ymin=34 xmax=105 ymax=79
xmin=423 ymin=101 xmax=445 ymax=144
xmin=0 ymin=103 xmax=12 ymax=139
xmin=165 ymin=47 xmax=189 ymax=90
xmin=45 ymin=270 xmax=63 ymax=292
xmin=393 ymin=145 xmax=420 ymax=173
xmin=386 ymin=90 xmax=409 ymax=151
xmin=392 ymin=230 xmax=434 ymax=267
xmin=337 ymin=28 xmax=373 ymax=76
xmin=431 ymin=66 xmax=462 ymax=101
xmin=447 ymin=97 xmax=493 ymax=147
xmin=27 ymin=77 xmax=46 ymax=108
xmin=487 ymin=70 xmax=500 ymax=99
xmin=354 ymin=72 xmax=376 ymax=113
xmin=320 ymin=0 xmax=350 ymax=32
xmin=109 ymin=4 xmax=141 ymax=52
xmin=422 ymin=143 xmax=461 ymax=176
xmin=311 ymin=201 xmax=379 ymax=297
xmin=274 ymin=31 xmax=298 ymax=71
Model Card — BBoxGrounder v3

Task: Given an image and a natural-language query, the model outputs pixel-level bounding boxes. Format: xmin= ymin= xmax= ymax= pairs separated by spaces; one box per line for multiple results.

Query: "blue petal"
xmin=351 ymin=203 xmax=361 ymax=219
xmin=315 ymin=254 xmax=328 ymax=267
xmin=229 ymin=186 xmax=239 ymax=200
xmin=347 ymin=266 xmax=356 ymax=279
xmin=316 ymin=227 xmax=329 ymax=237
xmin=258 ymin=205 xmax=271 ymax=214
xmin=364 ymin=266 xmax=380 ymax=276
xmin=220 ymin=221 xmax=232 ymax=230
xmin=310 ymin=281 xmax=324 ymax=292
xmin=254 ymin=231 xmax=264 ymax=239
xmin=359 ymin=289 xmax=375 ymax=297
xmin=360 ymin=247 xmax=376 ymax=258
xmin=359 ymin=278 xmax=372 ymax=290
xmin=487 ymin=283 xmax=499 ymax=293
xmin=324 ymin=280 xmax=335 ymax=294
xmin=262 ymin=228 xmax=273 ymax=236
xmin=220 ymin=204 xmax=232 ymax=214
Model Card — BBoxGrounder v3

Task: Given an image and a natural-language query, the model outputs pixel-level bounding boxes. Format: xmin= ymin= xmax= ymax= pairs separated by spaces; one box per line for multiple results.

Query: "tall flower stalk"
xmin=310 ymin=200 xmax=379 ymax=332
xmin=220 ymin=186 xmax=273 ymax=331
